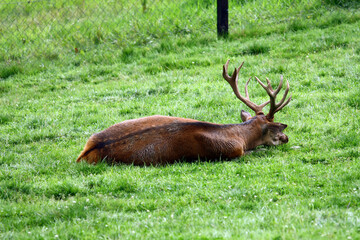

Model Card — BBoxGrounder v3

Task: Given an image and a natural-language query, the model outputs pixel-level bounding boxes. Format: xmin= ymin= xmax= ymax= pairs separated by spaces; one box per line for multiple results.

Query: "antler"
xmin=254 ymin=76 xmax=292 ymax=122
xmin=223 ymin=60 xmax=270 ymax=115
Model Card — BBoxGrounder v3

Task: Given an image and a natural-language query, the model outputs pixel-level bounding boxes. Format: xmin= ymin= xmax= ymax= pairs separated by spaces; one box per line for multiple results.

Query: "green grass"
xmin=1 ymin=0 xmax=360 ymax=239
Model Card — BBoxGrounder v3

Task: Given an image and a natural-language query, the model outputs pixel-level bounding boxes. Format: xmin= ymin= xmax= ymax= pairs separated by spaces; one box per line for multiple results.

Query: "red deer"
xmin=77 ymin=60 xmax=292 ymax=165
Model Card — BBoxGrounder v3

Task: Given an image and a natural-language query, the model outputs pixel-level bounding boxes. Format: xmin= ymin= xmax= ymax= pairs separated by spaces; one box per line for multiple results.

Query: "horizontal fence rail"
xmin=1 ymin=0 xmax=356 ymax=63
xmin=1 ymin=0 xmax=216 ymax=50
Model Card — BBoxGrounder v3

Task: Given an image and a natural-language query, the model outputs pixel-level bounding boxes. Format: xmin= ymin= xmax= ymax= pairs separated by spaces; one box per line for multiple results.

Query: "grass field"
xmin=1 ymin=0 xmax=360 ymax=239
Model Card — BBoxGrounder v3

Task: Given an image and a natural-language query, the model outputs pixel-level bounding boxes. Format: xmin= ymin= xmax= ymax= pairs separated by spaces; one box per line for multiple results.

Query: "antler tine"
xmin=266 ymin=78 xmax=274 ymax=91
xmin=244 ymin=77 xmax=251 ymax=99
xmin=223 ymin=60 xmax=244 ymax=81
xmin=222 ymin=61 xmax=241 ymax=99
xmin=222 ymin=59 xmax=231 ymax=80
xmin=256 ymin=76 xmax=283 ymax=98
xmin=255 ymin=76 xmax=291 ymax=121
xmin=274 ymin=80 xmax=292 ymax=113
xmin=275 ymin=94 xmax=292 ymax=113
xmin=222 ymin=60 xmax=270 ymax=115
xmin=245 ymin=77 xmax=271 ymax=109
xmin=274 ymin=79 xmax=289 ymax=109
xmin=273 ymin=76 xmax=283 ymax=95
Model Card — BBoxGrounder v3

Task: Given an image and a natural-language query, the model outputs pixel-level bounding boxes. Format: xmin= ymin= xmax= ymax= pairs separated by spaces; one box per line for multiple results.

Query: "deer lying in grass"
xmin=77 ymin=60 xmax=292 ymax=165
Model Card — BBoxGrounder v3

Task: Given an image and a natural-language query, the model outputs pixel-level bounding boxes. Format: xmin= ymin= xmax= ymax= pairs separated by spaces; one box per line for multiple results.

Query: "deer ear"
xmin=268 ymin=123 xmax=288 ymax=132
xmin=279 ymin=123 xmax=287 ymax=131
xmin=241 ymin=110 xmax=252 ymax=122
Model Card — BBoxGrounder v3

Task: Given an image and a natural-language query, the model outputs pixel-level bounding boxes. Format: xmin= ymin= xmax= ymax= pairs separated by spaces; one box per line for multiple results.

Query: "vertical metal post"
xmin=217 ymin=0 xmax=228 ymax=37
xmin=142 ymin=0 xmax=147 ymax=12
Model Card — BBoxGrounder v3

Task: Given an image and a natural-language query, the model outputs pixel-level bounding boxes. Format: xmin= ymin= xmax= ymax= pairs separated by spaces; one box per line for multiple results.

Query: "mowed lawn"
xmin=1 ymin=0 xmax=360 ymax=239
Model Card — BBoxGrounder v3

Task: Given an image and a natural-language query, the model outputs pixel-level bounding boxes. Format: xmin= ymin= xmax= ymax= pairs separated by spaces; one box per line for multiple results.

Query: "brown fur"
xmin=78 ymin=60 xmax=291 ymax=165
xmin=77 ymin=114 xmax=288 ymax=165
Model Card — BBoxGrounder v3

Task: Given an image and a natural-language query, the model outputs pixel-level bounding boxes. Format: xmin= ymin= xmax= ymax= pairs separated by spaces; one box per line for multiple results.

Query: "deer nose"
xmin=281 ymin=135 xmax=288 ymax=143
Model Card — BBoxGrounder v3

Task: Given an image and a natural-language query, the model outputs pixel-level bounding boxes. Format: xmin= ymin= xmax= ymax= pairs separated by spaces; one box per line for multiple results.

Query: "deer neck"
xmin=232 ymin=119 xmax=264 ymax=151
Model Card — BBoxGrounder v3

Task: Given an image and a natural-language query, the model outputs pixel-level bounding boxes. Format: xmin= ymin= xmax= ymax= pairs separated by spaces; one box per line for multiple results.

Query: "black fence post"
xmin=217 ymin=0 xmax=228 ymax=37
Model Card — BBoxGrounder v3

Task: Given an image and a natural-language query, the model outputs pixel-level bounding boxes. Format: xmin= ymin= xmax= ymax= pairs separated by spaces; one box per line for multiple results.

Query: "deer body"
xmin=77 ymin=60 xmax=291 ymax=165
xmin=77 ymin=114 xmax=288 ymax=165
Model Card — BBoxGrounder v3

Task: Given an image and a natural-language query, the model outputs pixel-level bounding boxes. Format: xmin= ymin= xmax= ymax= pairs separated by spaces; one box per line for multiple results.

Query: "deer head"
xmin=223 ymin=59 xmax=292 ymax=147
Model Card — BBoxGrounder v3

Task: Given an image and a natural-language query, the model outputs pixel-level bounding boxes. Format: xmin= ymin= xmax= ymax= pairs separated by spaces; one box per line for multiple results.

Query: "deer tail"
xmin=76 ymin=138 xmax=99 ymax=163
